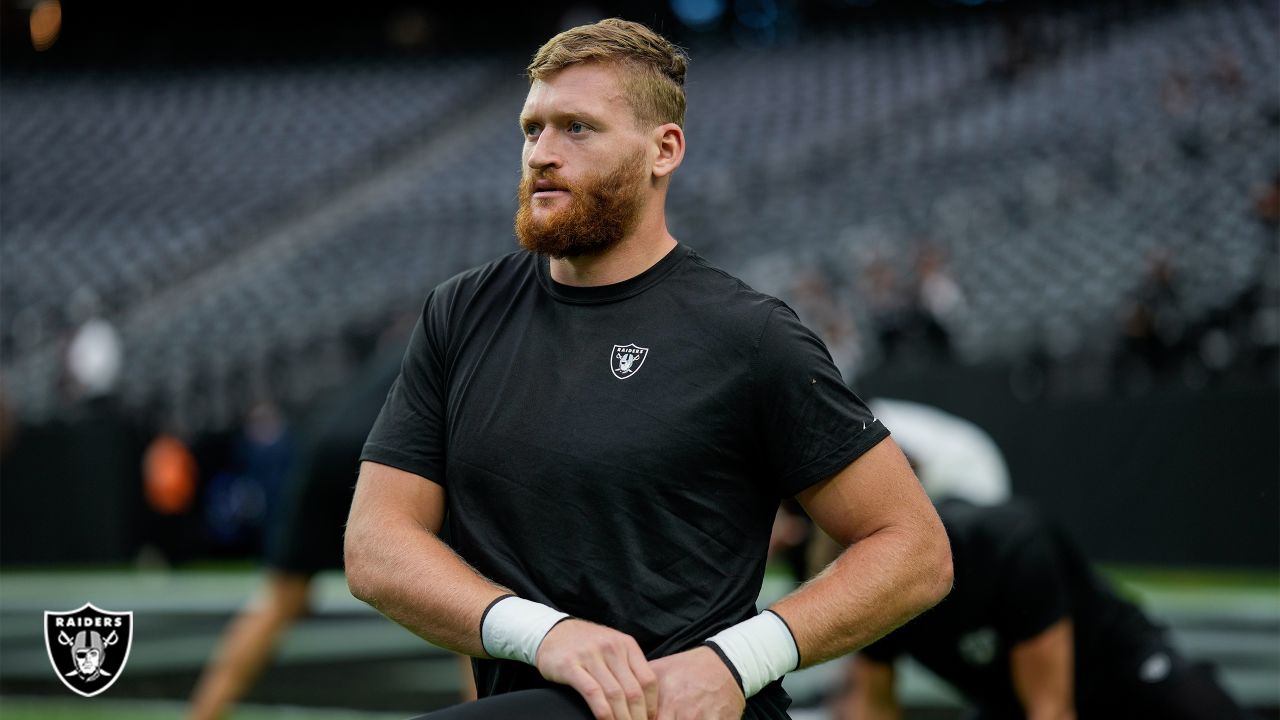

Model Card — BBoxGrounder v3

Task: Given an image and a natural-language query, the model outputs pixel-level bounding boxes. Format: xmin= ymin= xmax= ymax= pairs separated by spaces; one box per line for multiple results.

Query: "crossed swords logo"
xmin=45 ymin=603 xmax=133 ymax=698
xmin=611 ymin=343 xmax=649 ymax=379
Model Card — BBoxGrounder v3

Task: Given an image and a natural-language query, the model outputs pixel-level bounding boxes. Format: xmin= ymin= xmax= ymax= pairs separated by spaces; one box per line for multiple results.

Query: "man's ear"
xmin=652 ymin=123 xmax=685 ymax=179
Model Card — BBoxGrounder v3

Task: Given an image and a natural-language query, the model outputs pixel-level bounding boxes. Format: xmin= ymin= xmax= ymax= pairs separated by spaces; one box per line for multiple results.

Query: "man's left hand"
xmin=651 ymin=645 xmax=745 ymax=720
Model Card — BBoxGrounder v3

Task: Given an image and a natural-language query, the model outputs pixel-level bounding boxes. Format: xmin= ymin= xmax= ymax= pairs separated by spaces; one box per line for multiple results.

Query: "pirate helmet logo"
xmin=44 ymin=603 xmax=133 ymax=697
xmin=610 ymin=343 xmax=649 ymax=380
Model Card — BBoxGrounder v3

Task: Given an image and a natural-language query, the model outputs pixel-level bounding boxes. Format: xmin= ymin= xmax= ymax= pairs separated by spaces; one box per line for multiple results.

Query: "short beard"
xmin=514 ymin=149 xmax=648 ymax=259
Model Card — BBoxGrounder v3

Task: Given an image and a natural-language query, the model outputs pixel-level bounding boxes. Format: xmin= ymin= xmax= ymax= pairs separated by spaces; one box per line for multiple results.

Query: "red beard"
xmin=515 ymin=149 xmax=648 ymax=259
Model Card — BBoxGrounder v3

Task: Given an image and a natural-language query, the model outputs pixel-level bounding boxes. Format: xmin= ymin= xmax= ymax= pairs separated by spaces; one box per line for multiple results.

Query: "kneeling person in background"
xmin=837 ymin=498 xmax=1252 ymax=720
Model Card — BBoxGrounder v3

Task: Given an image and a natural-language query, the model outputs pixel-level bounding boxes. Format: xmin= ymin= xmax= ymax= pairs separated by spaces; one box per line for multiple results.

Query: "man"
xmin=188 ymin=319 xmax=482 ymax=720
xmin=188 ymin=341 xmax=408 ymax=720
xmin=839 ymin=498 xmax=1252 ymax=720
xmin=344 ymin=18 xmax=952 ymax=720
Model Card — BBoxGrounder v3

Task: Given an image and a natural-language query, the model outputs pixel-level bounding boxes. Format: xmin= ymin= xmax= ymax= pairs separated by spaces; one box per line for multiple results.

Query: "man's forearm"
xmin=344 ymin=464 xmax=662 ymax=720
xmin=1025 ymin=706 xmax=1076 ymax=720
xmin=346 ymin=514 xmax=508 ymax=656
xmin=344 ymin=463 xmax=509 ymax=657
xmin=1012 ymin=618 xmax=1076 ymax=720
xmin=838 ymin=656 xmax=902 ymax=720
xmin=846 ymin=693 xmax=903 ymax=720
xmin=771 ymin=523 xmax=952 ymax=667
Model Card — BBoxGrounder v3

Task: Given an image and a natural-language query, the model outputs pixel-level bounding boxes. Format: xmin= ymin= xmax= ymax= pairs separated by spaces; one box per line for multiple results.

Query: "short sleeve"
xmin=360 ymin=292 xmax=449 ymax=485
xmin=992 ymin=511 xmax=1071 ymax=644
xmin=752 ymin=304 xmax=889 ymax=496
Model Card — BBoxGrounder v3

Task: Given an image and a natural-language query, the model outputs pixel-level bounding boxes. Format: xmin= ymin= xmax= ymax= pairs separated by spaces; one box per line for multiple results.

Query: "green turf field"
xmin=2 ymin=566 xmax=1275 ymax=717
xmin=0 ymin=697 xmax=406 ymax=720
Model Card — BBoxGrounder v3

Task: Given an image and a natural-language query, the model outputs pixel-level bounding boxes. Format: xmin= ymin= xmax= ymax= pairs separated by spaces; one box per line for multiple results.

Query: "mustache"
xmin=514 ymin=148 xmax=649 ymax=259
xmin=520 ymin=170 xmax=576 ymax=196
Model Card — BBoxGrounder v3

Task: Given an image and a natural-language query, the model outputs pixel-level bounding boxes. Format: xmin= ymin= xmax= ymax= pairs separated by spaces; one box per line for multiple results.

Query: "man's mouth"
xmin=532 ymin=179 xmax=569 ymax=199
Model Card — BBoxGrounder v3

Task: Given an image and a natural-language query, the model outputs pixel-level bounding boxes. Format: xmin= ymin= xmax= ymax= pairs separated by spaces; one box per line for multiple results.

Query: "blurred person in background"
xmin=913 ymin=243 xmax=966 ymax=364
xmin=202 ymin=400 xmax=294 ymax=558
xmin=1248 ymin=174 xmax=1280 ymax=380
xmin=186 ymin=323 xmax=482 ymax=719
xmin=788 ymin=267 xmax=866 ymax=384
xmin=345 ymin=18 xmax=950 ymax=720
xmin=862 ymin=244 xmax=964 ymax=370
xmin=0 ymin=385 xmax=15 ymax=458
xmin=771 ymin=398 xmax=1010 ymax=584
xmin=785 ymin=404 xmax=1249 ymax=720
xmin=1115 ymin=246 xmax=1188 ymax=393
xmin=832 ymin=498 xmax=1253 ymax=720
xmin=0 ymin=296 xmax=154 ymax=566
xmin=140 ymin=427 xmax=199 ymax=564
xmin=62 ymin=308 xmax=123 ymax=407
xmin=865 ymin=398 xmax=1008 ymax=508
xmin=863 ymin=253 xmax=914 ymax=367
xmin=1254 ymin=173 xmax=1280 ymax=226
xmin=58 ymin=292 xmax=154 ymax=562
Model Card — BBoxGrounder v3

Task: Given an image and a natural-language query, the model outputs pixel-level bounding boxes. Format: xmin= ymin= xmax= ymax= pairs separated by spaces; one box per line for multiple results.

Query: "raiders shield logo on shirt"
xmin=611 ymin=343 xmax=649 ymax=379
xmin=44 ymin=603 xmax=133 ymax=697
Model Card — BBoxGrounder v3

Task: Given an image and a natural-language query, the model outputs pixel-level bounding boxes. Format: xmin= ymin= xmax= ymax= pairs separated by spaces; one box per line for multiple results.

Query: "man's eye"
xmin=524 ymin=124 xmax=540 ymax=138
xmin=568 ymin=122 xmax=587 ymax=134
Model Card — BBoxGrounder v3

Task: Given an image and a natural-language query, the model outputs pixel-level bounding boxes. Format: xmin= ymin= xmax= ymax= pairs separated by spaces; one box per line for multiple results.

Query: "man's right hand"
xmin=535 ymin=619 xmax=657 ymax=720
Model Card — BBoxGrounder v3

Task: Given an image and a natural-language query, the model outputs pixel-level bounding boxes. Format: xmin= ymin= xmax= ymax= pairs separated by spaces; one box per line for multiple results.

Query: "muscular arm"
xmin=345 ymin=461 xmax=657 ymax=720
xmin=771 ymin=437 xmax=953 ymax=666
xmin=1010 ymin=618 xmax=1076 ymax=720
xmin=343 ymin=461 xmax=508 ymax=656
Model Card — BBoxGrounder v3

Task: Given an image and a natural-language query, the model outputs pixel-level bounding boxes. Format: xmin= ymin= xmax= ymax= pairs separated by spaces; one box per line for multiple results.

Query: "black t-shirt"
xmin=860 ymin=499 xmax=1160 ymax=716
xmin=361 ymin=244 xmax=887 ymax=717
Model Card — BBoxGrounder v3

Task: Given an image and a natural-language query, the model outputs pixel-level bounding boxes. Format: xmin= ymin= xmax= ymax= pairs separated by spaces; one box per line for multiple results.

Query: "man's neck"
xmin=548 ymin=215 xmax=677 ymax=287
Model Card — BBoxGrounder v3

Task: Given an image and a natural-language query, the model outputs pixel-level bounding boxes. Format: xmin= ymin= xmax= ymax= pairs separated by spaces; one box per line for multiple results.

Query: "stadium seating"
xmin=2 ymin=0 xmax=1275 ymax=432
xmin=0 ymin=58 xmax=502 ymax=356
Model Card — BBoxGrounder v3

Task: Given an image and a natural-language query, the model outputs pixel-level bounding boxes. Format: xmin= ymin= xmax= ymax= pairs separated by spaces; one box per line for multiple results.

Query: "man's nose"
xmin=526 ymin=131 xmax=563 ymax=171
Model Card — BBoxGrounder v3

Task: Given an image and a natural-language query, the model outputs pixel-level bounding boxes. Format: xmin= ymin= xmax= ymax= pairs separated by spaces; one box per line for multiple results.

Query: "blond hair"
xmin=527 ymin=18 xmax=688 ymax=128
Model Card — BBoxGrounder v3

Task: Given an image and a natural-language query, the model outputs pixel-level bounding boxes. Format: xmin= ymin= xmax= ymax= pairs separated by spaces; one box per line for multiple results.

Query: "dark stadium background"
xmin=1 ymin=0 xmax=1276 ymax=718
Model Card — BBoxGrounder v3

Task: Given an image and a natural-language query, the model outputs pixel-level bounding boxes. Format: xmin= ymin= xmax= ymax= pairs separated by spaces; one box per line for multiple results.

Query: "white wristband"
xmin=705 ymin=610 xmax=800 ymax=698
xmin=479 ymin=595 xmax=570 ymax=666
